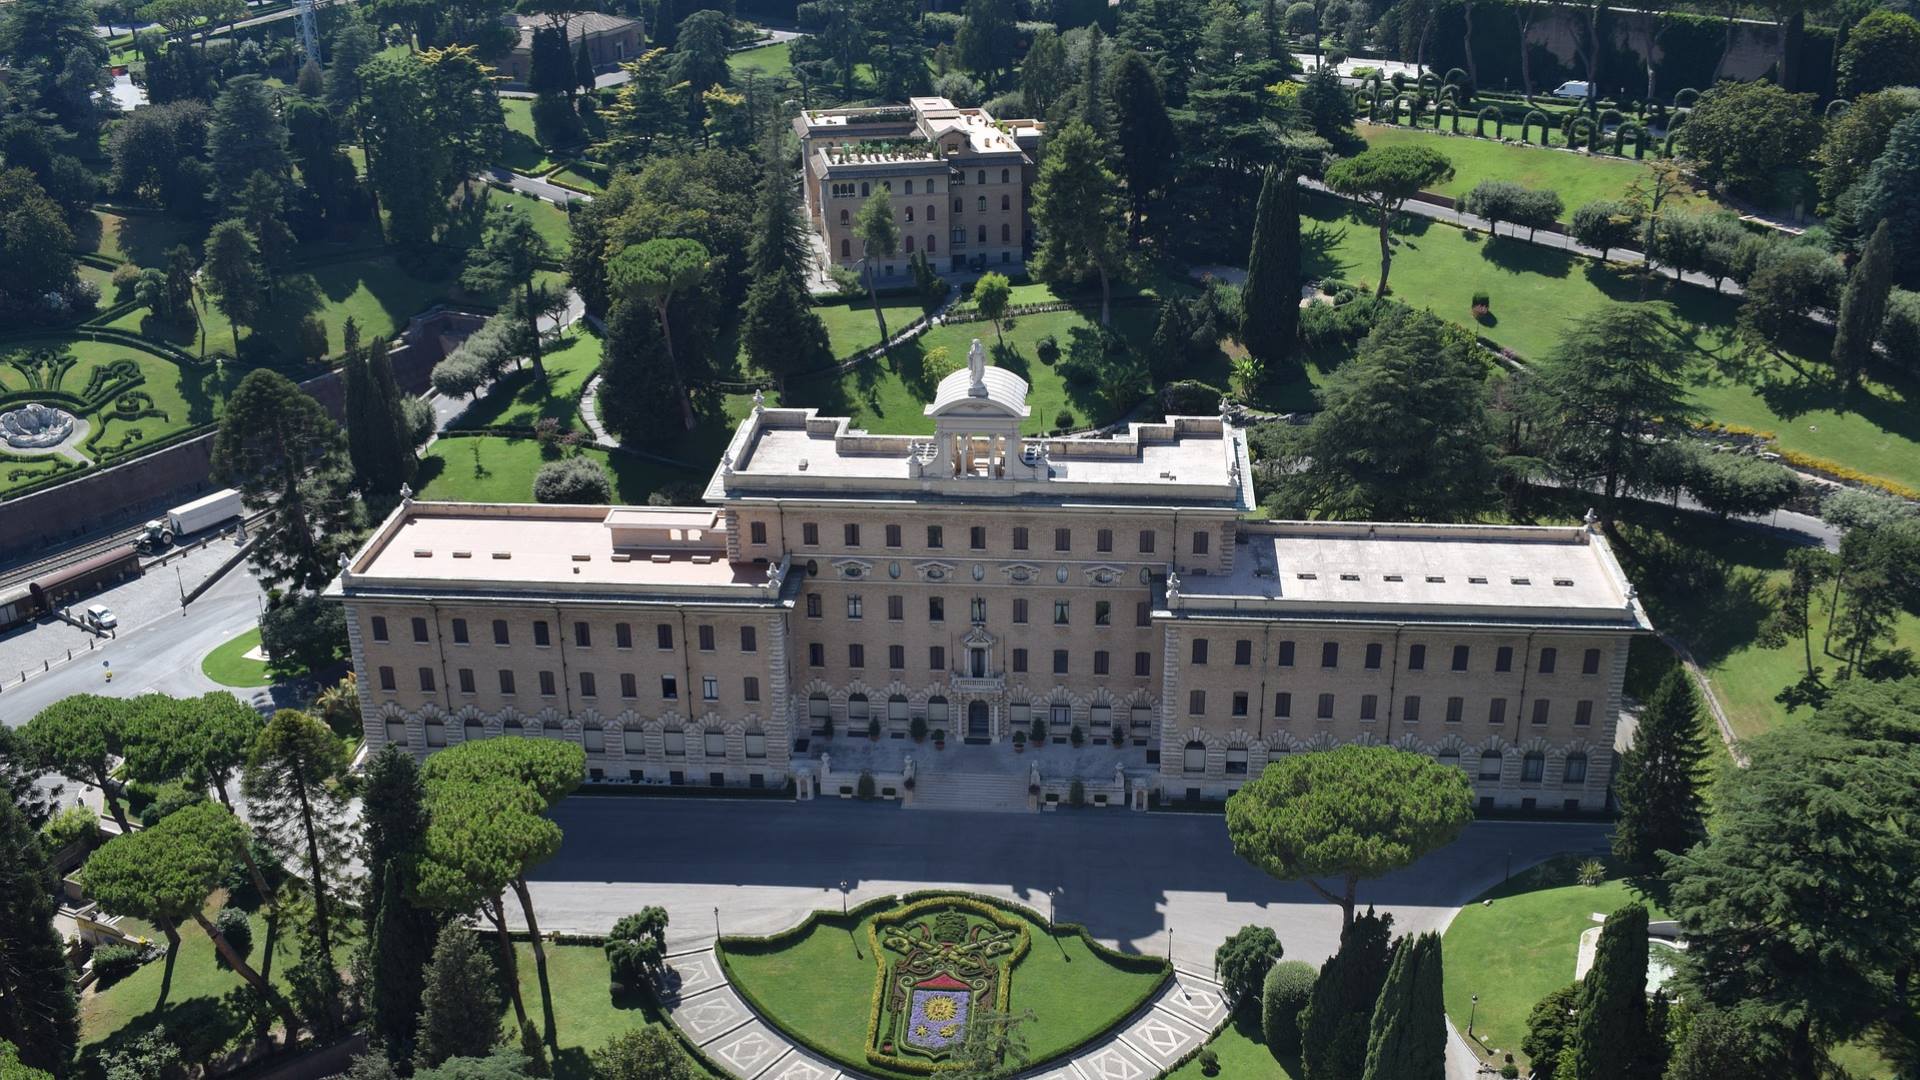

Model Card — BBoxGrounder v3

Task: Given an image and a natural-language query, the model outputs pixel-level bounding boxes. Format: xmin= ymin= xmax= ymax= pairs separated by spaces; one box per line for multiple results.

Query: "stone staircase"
xmin=908 ymin=771 xmax=1034 ymax=813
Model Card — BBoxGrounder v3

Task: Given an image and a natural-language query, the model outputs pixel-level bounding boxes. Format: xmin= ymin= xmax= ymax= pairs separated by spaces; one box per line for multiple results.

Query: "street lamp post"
xmin=1166 ymin=926 xmax=1173 ymax=962
xmin=1469 ymin=994 xmax=1479 ymax=1037
xmin=841 ymin=880 xmax=849 ymax=916
xmin=713 ymin=906 xmax=720 ymax=940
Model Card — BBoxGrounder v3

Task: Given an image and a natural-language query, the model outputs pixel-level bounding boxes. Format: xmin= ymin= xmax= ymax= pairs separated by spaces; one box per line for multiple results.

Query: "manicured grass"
xmin=501 ymin=97 xmax=558 ymax=175
xmin=415 ymin=434 xmax=706 ymax=504
xmin=516 ymin=193 xmax=575 ymax=252
xmin=808 ymin=296 xmax=933 ymax=361
xmin=549 ymin=164 xmax=608 ymax=194
xmin=1165 ymin=1013 xmax=1297 ymax=1080
xmin=718 ymin=899 xmax=1167 ymax=1080
xmin=1301 ymin=194 xmax=1920 ymax=491
xmin=728 ymin=41 xmax=792 ymax=80
xmin=78 ymin=211 xmax=206 ymax=267
xmin=1441 ymin=856 xmax=1661 ymax=1074
xmin=499 ymin=943 xmax=718 ymax=1080
xmin=1355 ymin=124 xmax=1710 ymax=219
xmin=201 ymin=627 xmax=270 ymax=688
xmin=458 ymin=330 xmax=603 ymax=432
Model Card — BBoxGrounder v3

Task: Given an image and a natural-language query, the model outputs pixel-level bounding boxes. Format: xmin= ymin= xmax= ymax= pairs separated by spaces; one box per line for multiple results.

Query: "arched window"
xmin=1521 ymin=751 xmax=1546 ymax=782
xmin=927 ymin=696 xmax=950 ymax=724
xmin=703 ymin=729 xmax=726 ymax=757
xmin=976 ymin=169 xmax=986 ymax=184
xmin=905 ymin=206 xmax=914 ymax=222
xmin=927 ymin=204 xmax=936 ymax=220
xmin=849 ymin=693 xmax=870 ymax=721
xmin=978 ymin=196 xmax=987 ymax=211
xmin=1001 ymin=194 xmax=1010 ymax=210
xmin=745 ymin=729 xmax=767 ymax=758
xmin=1183 ymin=740 xmax=1207 ymax=772
xmin=904 ymin=235 xmax=914 ymax=253
xmin=888 ymin=694 xmax=909 ymax=722
xmin=927 ymin=234 xmax=937 ymax=253
xmin=809 ymin=693 xmax=831 ymax=725
xmin=840 ymin=238 xmax=850 ymax=257
xmin=1225 ymin=745 xmax=1248 ymax=774
xmin=861 ymin=181 xmax=870 ymax=196
xmin=905 ymin=179 xmax=915 ymax=194
xmin=622 ymin=726 xmax=644 ymax=754
xmin=1563 ymin=751 xmax=1588 ymax=783
xmin=1437 ymin=748 xmax=1461 ymax=770
xmin=1131 ymin=704 xmax=1152 ymax=732
xmin=464 ymin=716 xmax=486 ymax=741
xmin=502 ymin=718 xmax=524 ymax=737
xmin=1001 ymin=168 xmax=1010 ymax=183
xmin=664 ymin=726 xmax=686 ymax=755
xmin=1478 ymin=750 xmax=1502 ymax=780
xmin=1001 ymin=224 xmax=1010 ymax=242
xmin=977 ymin=225 xmax=986 ymax=242
xmin=1090 ymin=704 xmax=1112 ymax=731
xmin=839 ymin=209 xmax=849 ymax=225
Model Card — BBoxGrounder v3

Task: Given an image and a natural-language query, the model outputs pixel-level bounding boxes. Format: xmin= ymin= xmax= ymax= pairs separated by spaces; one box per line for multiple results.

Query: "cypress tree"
xmin=1572 ymin=904 xmax=1650 ymax=1080
xmin=1832 ymin=220 xmax=1893 ymax=383
xmin=574 ymin=37 xmax=594 ymax=95
xmin=1298 ymin=909 xmax=1396 ymax=1080
xmin=1080 ymin=25 xmax=1106 ymax=134
xmin=1241 ymin=166 xmax=1301 ymax=369
xmin=598 ymin=299 xmax=682 ymax=445
xmin=741 ymin=141 xmax=833 ymax=388
xmin=1611 ymin=668 xmax=1710 ymax=872
xmin=361 ymin=747 xmax=438 ymax=1066
xmin=342 ymin=324 xmax=410 ymax=496
xmin=413 ymin=923 xmax=506 ymax=1070
xmin=1360 ymin=932 xmax=1445 ymax=1080
xmin=1858 ymin=112 xmax=1920 ymax=283
xmin=1105 ymin=50 xmax=1176 ymax=244
xmin=366 ymin=332 xmax=418 ymax=486
xmin=0 ymin=797 xmax=78 ymax=1076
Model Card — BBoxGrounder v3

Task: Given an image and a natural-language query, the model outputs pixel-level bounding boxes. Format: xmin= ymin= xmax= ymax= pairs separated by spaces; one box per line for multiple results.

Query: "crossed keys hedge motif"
xmin=866 ymin=897 xmax=1031 ymax=1070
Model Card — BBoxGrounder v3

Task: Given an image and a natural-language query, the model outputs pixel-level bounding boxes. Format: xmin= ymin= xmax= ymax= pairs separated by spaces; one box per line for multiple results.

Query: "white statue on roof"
xmin=967 ymin=337 xmax=987 ymax=397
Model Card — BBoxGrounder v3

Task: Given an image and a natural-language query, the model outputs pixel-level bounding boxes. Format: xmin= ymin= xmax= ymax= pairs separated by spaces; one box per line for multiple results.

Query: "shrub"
xmin=40 ymin=804 xmax=99 ymax=850
xmin=1069 ymin=725 xmax=1084 ymax=746
xmin=1068 ymin=779 xmax=1085 ymax=806
xmin=1882 ymin=287 xmax=1920 ymax=372
xmin=1471 ymin=290 xmax=1491 ymax=316
xmin=910 ymin=715 xmax=927 ymax=741
xmin=110 ymin=263 xmax=140 ymax=299
xmin=139 ymin=781 xmax=205 ymax=827
xmin=1260 ymin=959 xmax=1316 ymax=1056
xmin=1216 ymin=925 xmax=1283 ymax=1014
xmin=1577 ymin=858 xmax=1608 ymax=886
xmin=1053 ymin=408 xmax=1074 ymax=430
xmin=1012 ymin=730 xmax=1026 ymax=746
xmin=866 ymin=716 xmax=881 ymax=739
xmin=1199 ymin=1047 xmax=1221 ymax=1075
xmin=606 ymin=907 xmax=669 ymax=987
xmin=1031 ymin=717 xmax=1046 ymax=743
xmin=533 ymin=455 xmax=612 ymax=504
xmin=932 ymin=729 xmax=946 ymax=742
xmin=212 ymin=906 xmax=253 ymax=969
xmin=260 ymin=591 xmax=348 ymax=674
xmin=91 ymin=942 xmax=147 ymax=988
xmin=857 ymin=771 xmax=876 ymax=799
xmin=1161 ymin=380 xmax=1224 ymax=416
xmin=1035 ymin=334 xmax=1060 ymax=364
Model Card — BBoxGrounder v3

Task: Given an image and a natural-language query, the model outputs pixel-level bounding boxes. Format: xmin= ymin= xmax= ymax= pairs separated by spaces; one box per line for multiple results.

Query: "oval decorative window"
xmin=972 ymin=564 xmax=985 ymax=581
xmin=889 ymin=561 xmax=902 ymax=579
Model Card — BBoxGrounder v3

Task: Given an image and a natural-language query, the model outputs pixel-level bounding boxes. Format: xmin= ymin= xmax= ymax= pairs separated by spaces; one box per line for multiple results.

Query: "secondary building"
xmin=794 ymin=97 xmax=1043 ymax=278
xmin=330 ymin=343 xmax=1649 ymax=810
xmin=497 ymin=12 xmax=644 ymax=84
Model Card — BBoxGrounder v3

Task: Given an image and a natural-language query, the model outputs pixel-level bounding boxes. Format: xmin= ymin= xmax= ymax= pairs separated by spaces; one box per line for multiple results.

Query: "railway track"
xmin=0 ymin=509 xmax=271 ymax=592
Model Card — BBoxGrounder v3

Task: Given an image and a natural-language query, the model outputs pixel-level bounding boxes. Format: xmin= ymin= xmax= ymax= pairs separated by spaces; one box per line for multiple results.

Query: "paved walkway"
xmin=658 ymin=939 xmax=1230 ymax=1080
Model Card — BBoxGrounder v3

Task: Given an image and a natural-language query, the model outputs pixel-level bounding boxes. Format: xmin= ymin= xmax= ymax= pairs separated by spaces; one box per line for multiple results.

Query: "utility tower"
xmin=296 ymin=0 xmax=320 ymax=64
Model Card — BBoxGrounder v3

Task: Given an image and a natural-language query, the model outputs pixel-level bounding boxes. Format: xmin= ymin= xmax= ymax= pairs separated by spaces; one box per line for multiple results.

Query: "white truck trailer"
xmin=137 ymin=488 xmax=244 ymax=551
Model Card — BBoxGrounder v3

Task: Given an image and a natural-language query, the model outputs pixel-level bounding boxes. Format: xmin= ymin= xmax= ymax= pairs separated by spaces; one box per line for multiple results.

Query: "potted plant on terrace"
xmin=1030 ymin=717 xmax=1046 ymax=745
xmin=1070 ymin=725 xmax=1085 ymax=747
xmin=933 ymin=729 xmax=947 ymax=749
xmin=910 ymin=715 xmax=927 ymax=742
xmin=867 ymin=717 xmax=881 ymax=740
xmin=1013 ymin=730 xmax=1027 ymax=753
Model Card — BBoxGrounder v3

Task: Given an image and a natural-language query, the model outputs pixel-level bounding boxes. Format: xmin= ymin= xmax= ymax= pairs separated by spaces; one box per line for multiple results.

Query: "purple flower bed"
xmin=905 ymin=988 xmax=971 ymax=1051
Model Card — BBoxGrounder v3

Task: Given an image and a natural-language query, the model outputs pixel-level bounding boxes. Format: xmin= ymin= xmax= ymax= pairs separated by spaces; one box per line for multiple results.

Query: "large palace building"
xmin=330 ymin=344 xmax=1649 ymax=811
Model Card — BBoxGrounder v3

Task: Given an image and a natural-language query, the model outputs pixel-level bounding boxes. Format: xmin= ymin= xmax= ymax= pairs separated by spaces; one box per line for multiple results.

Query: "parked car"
xmin=1551 ymin=80 xmax=1592 ymax=99
xmin=83 ymin=604 xmax=117 ymax=631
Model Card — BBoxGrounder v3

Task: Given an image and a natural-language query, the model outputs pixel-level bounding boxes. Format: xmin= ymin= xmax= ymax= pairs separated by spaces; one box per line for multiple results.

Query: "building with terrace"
xmin=794 ymin=97 xmax=1043 ymax=278
xmin=331 ymin=341 xmax=1649 ymax=811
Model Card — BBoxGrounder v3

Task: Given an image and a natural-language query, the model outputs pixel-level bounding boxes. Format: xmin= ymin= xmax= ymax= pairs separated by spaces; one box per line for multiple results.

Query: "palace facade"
xmin=330 ymin=344 xmax=1649 ymax=810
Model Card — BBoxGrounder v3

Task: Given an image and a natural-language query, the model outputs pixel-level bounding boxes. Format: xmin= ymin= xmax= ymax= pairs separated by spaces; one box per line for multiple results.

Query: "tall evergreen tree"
xmin=1361 ymin=932 xmax=1444 ymax=1080
xmin=1857 ymin=109 xmax=1920 ymax=285
xmin=1030 ymin=119 xmax=1127 ymax=324
xmin=597 ymin=299 xmax=680 ymax=444
xmin=741 ymin=144 xmax=832 ymax=387
xmin=1241 ymin=166 xmax=1301 ymax=368
xmin=1832 ymin=220 xmax=1893 ymax=383
xmin=0 ymin=796 xmax=78 ymax=1077
xmin=212 ymin=369 xmax=357 ymax=591
xmin=1079 ymin=25 xmax=1107 ymax=133
xmin=343 ymin=320 xmax=409 ymax=496
xmin=1298 ymin=909 xmax=1396 ymax=1080
xmin=362 ymin=747 xmax=439 ymax=1065
xmin=1611 ymin=668 xmax=1710 ymax=871
xmin=851 ymin=189 xmax=900 ymax=362
xmin=1021 ymin=28 xmax=1067 ymax=116
xmin=413 ymin=922 xmax=506 ymax=1069
xmin=1105 ymin=50 xmax=1176 ymax=244
xmin=201 ymin=219 xmax=263 ymax=351
xmin=207 ymin=74 xmax=288 ymax=203
xmin=243 ymin=710 xmax=352 ymax=971
xmin=367 ymin=331 xmax=418 ymax=484
xmin=1573 ymin=904 xmax=1650 ymax=1080
xmin=463 ymin=203 xmax=557 ymax=382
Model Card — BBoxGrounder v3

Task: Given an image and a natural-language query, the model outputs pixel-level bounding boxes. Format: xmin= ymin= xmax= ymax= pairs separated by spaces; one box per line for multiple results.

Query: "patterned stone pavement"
xmin=659 ymin=949 xmax=1229 ymax=1080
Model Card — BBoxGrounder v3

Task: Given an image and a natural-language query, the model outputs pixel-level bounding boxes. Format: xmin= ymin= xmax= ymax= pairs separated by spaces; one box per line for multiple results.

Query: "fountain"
xmin=0 ymin=402 xmax=78 ymax=450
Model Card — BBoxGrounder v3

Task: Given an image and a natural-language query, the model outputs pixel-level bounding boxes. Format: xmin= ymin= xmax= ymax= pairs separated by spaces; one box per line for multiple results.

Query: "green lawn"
xmin=519 ymin=194 xmax=575 ymax=252
xmin=78 ymin=211 xmax=206 ymax=268
xmin=1301 ymin=194 xmax=1920 ymax=492
xmin=808 ymin=296 xmax=933 ymax=362
xmin=500 ymin=943 xmax=718 ymax=1080
xmin=501 ymin=97 xmax=558 ymax=175
xmin=1165 ymin=1013 xmax=1297 ymax=1080
xmin=718 ymin=899 xmax=1168 ymax=1080
xmin=459 ymin=330 xmax=603 ymax=432
xmin=415 ymin=434 xmax=706 ymax=505
xmin=201 ymin=627 xmax=270 ymax=688
xmin=549 ymin=164 xmax=608 ymax=194
xmin=728 ymin=41 xmax=792 ymax=80
xmin=1441 ymin=856 xmax=1660 ymax=1075
xmin=1356 ymin=124 xmax=1710 ymax=219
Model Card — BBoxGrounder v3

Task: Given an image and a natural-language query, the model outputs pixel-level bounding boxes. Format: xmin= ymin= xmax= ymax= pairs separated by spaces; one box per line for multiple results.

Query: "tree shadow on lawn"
xmin=81 ymin=992 xmax=250 ymax=1078
xmin=1610 ymin=505 xmax=1782 ymax=669
xmin=1478 ymin=233 xmax=1576 ymax=279
xmin=1300 ymin=222 xmax=1358 ymax=283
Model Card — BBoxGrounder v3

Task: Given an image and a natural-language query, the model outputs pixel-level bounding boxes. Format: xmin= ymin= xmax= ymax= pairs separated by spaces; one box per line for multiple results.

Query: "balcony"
xmin=950 ymin=671 xmax=1005 ymax=694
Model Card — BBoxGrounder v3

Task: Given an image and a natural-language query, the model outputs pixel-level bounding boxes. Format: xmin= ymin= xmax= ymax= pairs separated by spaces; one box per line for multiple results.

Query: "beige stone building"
xmin=794 ymin=97 xmax=1043 ymax=278
xmin=331 ymin=344 xmax=1648 ymax=811
xmin=498 ymin=12 xmax=644 ymax=84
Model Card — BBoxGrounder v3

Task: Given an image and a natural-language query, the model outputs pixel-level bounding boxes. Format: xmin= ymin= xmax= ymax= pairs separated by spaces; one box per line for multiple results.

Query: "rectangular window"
xmin=615 ymin=622 xmax=632 ymax=649
xmin=620 ymin=673 xmax=636 ymax=698
xmin=657 ymin=623 xmax=674 ymax=649
xmin=1278 ymin=641 xmax=1296 ymax=667
xmin=1136 ymin=602 xmax=1150 ymax=627
xmin=1138 ymin=530 xmax=1156 ymax=553
xmin=744 ymin=676 xmax=761 ymax=702
xmin=378 ymin=665 xmax=395 ymax=691
xmin=844 ymin=523 xmax=860 ymax=547
xmin=1360 ymin=693 xmax=1378 ymax=721
xmin=1232 ymin=691 xmax=1249 ymax=717
xmin=538 ymin=670 xmax=557 ymax=697
xmin=533 ymin=621 xmax=550 ymax=647
xmin=926 ymin=525 xmax=943 ymax=548
xmin=1192 ymin=530 xmax=1210 ymax=555
xmin=583 ymin=728 xmax=602 ymax=753
xmin=1446 ymin=696 xmax=1464 ymax=722
xmin=493 ymin=619 xmax=510 ymax=645
xmin=740 ymin=626 xmax=757 ymax=652
xmin=1054 ymin=527 xmax=1072 ymax=552
xmin=1226 ymin=746 xmax=1248 ymax=774
xmin=1539 ymin=647 xmax=1558 ymax=675
xmin=886 ymin=524 xmax=902 ymax=547
xmin=703 ymin=676 xmax=718 ymax=701
xmin=1234 ymin=639 xmax=1252 ymax=666
xmin=698 ymin=625 xmax=715 ymax=651
xmin=1094 ymin=601 xmax=1111 ymax=626
xmin=372 ymin=616 xmax=389 ymax=642
xmin=1583 ymin=648 xmax=1602 ymax=675
xmin=1365 ymin=642 xmax=1383 ymax=670
xmin=848 ymin=643 xmax=865 ymax=668
xmin=806 ymin=594 xmax=822 ymax=619
xmin=664 ymin=729 xmax=685 ymax=755
xmin=1191 ymin=638 xmax=1209 ymax=665
xmin=750 ymin=521 xmax=767 ymax=544
xmin=458 ymin=667 xmax=475 ymax=694
xmin=928 ymin=597 xmax=944 ymax=622
xmin=1489 ymin=697 xmax=1508 ymax=724
xmin=1134 ymin=651 xmax=1151 ymax=677
xmin=1531 ymin=698 xmax=1551 ymax=725
xmin=1321 ymin=642 xmax=1339 ymax=669
xmin=1054 ymin=601 xmax=1069 ymax=625
xmin=929 ymin=646 xmax=945 ymax=671
xmin=847 ymin=595 xmax=864 ymax=619
xmin=1408 ymin=643 xmax=1426 ymax=670
xmin=1013 ymin=648 xmax=1028 ymax=673
xmin=1452 ymin=644 xmax=1471 ymax=671
xmin=705 ymin=730 xmax=725 ymax=756
xmin=1013 ymin=598 xmax=1028 ymax=624
xmin=1316 ymin=693 xmax=1335 ymax=720
xmin=1053 ymin=649 xmax=1069 ymax=675
xmin=802 ymin=522 xmax=819 ymax=546
xmin=970 ymin=525 xmax=986 ymax=550
xmin=1189 ymin=689 xmax=1206 ymax=715
xmin=1096 ymin=528 xmax=1113 ymax=553
xmin=1012 ymin=526 xmax=1029 ymax=550
xmin=499 ymin=669 xmax=516 ymax=695
xmin=1576 ymin=700 xmax=1594 ymax=726
xmin=808 ymin=642 xmax=824 ymax=667
xmin=452 ymin=618 xmax=469 ymax=645
xmin=579 ymin=671 xmax=596 ymax=698
xmin=888 ymin=595 xmax=905 ymax=621
xmin=1275 ymin=692 xmax=1292 ymax=718
xmin=661 ymin=676 xmax=677 ymax=699
xmin=417 ymin=666 xmax=437 ymax=692
xmin=1093 ymin=650 xmax=1110 ymax=675
xmin=412 ymin=617 xmax=429 ymax=643
xmin=889 ymin=644 xmax=905 ymax=669
xmin=1495 ymin=646 xmax=1513 ymax=672
xmin=1404 ymin=695 xmax=1422 ymax=723
xmin=746 ymin=731 xmax=767 ymax=758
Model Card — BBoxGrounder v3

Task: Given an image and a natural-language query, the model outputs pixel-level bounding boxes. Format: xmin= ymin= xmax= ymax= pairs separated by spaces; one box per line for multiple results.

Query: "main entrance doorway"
xmin=966 ymin=700 xmax=990 ymax=741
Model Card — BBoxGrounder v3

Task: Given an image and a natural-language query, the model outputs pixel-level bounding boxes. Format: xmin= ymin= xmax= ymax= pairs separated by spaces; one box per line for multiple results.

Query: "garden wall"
xmin=0 ymin=309 xmax=484 ymax=561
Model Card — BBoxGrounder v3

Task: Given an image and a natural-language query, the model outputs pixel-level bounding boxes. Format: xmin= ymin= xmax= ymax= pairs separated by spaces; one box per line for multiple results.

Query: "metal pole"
xmin=713 ymin=906 xmax=720 ymax=940
xmin=841 ymin=880 xmax=848 ymax=916
xmin=1469 ymin=994 xmax=1478 ymax=1037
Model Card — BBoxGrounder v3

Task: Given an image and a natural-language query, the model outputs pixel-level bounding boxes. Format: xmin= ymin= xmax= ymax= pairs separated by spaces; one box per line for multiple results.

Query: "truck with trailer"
xmin=136 ymin=489 xmax=245 ymax=552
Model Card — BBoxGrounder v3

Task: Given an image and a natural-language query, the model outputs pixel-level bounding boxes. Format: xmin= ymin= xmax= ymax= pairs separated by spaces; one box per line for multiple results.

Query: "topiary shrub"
xmin=1031 ymin=716 xmax=1046 ymax=743
xmin=1069 ymin=779 xmax=1085 ymax=806
xmin=857 ymin=771 xmax=876 ymax=799
xmin=1161 ymin=380 xmax=1224 ymax=416
xmin=212 ymin=906 xmax=253 ymax=970
xmin=867 ymin=716 xmax=881 ymax=739
xmin=1261 ymin=959 xmax=1316 ymax=1056
xmin=1199 ymin=1048 xmax=1221 ymax=1075
xmin=1053 ymin=408 xmax=1074 ymax=430
xmin=533 ymin=455 xmax=612 ymax=504
xmin=910 ymin=715 xmax=927 ymax=741
xmin=1882 ymin=288 xmax=1920 ymax=373
xmin=1070 ymin=725 xmax=1084 ymax=746
xmin=1036 ymin=333 xmax=1060 ymax=364
xmin=606 ymin=907 xmax=669 ymax=987
xmin=1216 ymin=925 xmax=1283 ymax=1014
xmin=91 ymin=942 xmax=147 ymax=989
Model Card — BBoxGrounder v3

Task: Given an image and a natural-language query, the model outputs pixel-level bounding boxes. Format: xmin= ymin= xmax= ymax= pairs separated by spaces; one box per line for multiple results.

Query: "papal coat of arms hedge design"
xmin=865 ymin=896 xmax=1030 ymax=1071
